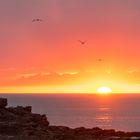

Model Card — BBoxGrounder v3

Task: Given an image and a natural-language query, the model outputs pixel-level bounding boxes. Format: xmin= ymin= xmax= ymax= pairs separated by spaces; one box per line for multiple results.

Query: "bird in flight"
xmin=32 ymin=19 xmax=43 ymax=22
xmin=97 ymin=59 xmax=103 ymax=61
xmin=78 ymin=40 xmax=87 ymax=45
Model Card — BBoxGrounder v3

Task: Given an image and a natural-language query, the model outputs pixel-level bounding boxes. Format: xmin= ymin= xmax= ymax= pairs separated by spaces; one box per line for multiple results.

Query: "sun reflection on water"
xmin=96 ymin=107 xmax=112 ymax=128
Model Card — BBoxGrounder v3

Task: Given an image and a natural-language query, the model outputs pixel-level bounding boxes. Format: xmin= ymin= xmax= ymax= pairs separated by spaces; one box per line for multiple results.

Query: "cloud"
xmin=0 ymin=71 xmax=99 ymax=87
xmin=126 ymin=70 xmax=140 ymax=83
xmin=0 ymin=72 xmax=79 ymax=86
xmin=127 ymin=68 xmax=139 ymax=74
xmin=1 ymin=68 xmax=140 ymax=87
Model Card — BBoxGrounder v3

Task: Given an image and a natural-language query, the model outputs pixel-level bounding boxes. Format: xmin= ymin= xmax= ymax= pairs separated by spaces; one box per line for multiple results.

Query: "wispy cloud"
xmin=127 ymin=68 xmax=139 ymax=74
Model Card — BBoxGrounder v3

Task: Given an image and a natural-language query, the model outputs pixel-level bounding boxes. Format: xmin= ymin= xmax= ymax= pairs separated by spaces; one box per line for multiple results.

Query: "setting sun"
xmin=97 ymin=86 xmax=112 ymax=94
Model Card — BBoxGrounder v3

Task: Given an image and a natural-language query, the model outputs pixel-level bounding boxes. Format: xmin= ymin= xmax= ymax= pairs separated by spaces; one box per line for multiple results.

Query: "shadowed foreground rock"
xmin=0 ymin=98 xmax=7 ymax=108
xmin=0 ymin=98 xmax=140 ymax=140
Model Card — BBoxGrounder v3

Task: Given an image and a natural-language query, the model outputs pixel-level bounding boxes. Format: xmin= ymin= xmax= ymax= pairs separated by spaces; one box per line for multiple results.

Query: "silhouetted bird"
xmin=32 ymin=19 xmax=43 ymax=22
xmin=97 ymin=59 xmax=103 ymax=61
xmin=78 ymin=40 xmax=87 ymax=45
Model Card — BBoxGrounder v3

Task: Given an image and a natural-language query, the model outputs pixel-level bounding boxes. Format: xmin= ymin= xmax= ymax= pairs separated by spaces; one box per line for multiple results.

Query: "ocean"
xmin=1 ymin=94 xmax=140 ymax=132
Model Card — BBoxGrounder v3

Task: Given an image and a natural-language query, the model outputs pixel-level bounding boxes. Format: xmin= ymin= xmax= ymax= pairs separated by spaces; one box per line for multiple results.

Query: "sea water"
xmin=1 ymin=94 xmax=140 ymax=131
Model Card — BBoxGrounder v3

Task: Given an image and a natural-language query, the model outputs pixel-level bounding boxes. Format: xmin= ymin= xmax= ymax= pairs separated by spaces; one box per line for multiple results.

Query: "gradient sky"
xmin=0 ymin=0 xmax=140 ymax=93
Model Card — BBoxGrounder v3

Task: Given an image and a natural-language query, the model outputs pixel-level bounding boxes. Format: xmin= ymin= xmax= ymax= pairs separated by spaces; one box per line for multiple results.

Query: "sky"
xmin=0 ymin=0 xmax=140 ymax=93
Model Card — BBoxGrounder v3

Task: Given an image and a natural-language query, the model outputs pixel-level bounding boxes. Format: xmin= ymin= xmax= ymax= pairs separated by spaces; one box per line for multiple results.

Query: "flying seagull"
xmin=32 ymin=19 xmax=43 ymax=22
xmin=97 ymin=59 xmax=103 ymax=61
xmin=78 ymin=40 xmax=87 ymax=45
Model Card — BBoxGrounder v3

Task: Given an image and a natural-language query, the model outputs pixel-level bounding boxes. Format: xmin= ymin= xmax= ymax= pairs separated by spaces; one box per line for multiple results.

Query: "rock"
xmin=0 ymin=97 xmax=140 ymax=140
xmin=25 ymin=106 xmax=32 ymax=112
xmin=102 ymin=129 xmax=116 ymax=136
xmin=0 ymin=98 xmax=50 ymax=139
xmin=7 ymin=106 xmax=32 ymax=115
xmin=0 ymin=98 xmax=7 ymax=108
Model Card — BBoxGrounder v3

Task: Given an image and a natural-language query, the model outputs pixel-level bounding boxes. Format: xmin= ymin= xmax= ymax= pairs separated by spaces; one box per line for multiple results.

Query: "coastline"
xmin=0 ymin=98 xmax=140 ymax=140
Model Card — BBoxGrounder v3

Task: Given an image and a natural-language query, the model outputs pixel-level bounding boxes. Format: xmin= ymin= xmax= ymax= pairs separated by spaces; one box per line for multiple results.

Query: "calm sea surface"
xmin=1 ymin=94 xmax=140 ymax=131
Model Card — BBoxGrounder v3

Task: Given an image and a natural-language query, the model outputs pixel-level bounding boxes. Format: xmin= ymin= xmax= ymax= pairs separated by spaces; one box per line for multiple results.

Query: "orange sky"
xmin=0 ymin=0 xmax=140 ymax=93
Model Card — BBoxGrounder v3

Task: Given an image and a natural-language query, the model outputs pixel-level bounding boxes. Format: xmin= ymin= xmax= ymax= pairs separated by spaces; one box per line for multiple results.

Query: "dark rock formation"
xmin=0 ymin=98 xmax=7 ymax=108
xmin=0 ymin=98 xmax=49 ymax=140
xmin=0 ymin=98 xmax=140 ymax=140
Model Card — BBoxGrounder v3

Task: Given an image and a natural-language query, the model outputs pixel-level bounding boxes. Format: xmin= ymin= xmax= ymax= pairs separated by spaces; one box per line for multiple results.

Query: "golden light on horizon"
xmin=97 ymin=86 xmax=112 ymax=94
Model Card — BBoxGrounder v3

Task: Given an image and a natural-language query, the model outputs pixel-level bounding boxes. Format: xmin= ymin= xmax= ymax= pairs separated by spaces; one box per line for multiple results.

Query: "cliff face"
xmin=0 ymin=98 xmax=140 ymax=140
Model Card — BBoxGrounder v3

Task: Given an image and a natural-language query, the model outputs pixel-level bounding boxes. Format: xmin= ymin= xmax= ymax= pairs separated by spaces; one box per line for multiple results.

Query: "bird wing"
xmin=32 ymin=19 xmax=43 ymax=22
xmin=78 ymin=40 xmax=83 ymax=43
xmin=32 ymin=19 xmax=36 ymax=22
xmin=39 ymin=19 xmax=43 ymax=21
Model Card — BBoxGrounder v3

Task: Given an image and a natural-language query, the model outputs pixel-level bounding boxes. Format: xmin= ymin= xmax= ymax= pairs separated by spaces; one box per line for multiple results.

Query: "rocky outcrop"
xmin=0 ymin=98 xmax=140 ymax=140
xmin=0 ymin=98 xmax=7 ymax=108
xmin=0 ymin=98 xmax=49 ymax=140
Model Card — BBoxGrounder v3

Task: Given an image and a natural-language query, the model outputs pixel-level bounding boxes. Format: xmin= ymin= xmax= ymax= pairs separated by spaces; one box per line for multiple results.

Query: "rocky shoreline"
xmin=0 ymin=98 xmax=140 ymax=140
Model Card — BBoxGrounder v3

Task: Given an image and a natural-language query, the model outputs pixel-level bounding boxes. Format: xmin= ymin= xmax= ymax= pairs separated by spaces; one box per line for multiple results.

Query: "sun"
xmin=97 ymin=86 xmax=112 ymax=94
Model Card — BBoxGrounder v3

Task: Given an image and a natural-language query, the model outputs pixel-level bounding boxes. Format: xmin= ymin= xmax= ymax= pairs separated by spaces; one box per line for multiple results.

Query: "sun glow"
xmin=97 ymin=86 xmax=112 ymax=94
